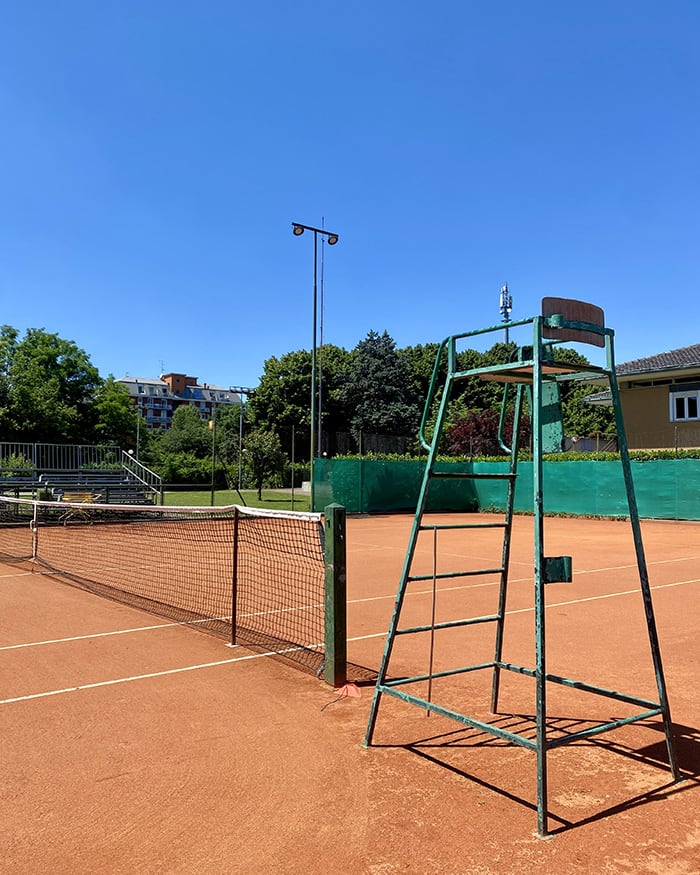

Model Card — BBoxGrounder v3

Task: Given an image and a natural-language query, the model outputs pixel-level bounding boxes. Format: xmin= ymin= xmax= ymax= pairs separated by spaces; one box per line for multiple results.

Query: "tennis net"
xmin=0 ymin=495 xmax=346 ymax=683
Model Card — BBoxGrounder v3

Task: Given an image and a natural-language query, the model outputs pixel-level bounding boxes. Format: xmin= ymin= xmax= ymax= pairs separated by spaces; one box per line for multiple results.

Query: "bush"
xmin=0 ymin=453 xmax=34 ymax=476
xmin=329 ymin=448 xmax=700 ymax=463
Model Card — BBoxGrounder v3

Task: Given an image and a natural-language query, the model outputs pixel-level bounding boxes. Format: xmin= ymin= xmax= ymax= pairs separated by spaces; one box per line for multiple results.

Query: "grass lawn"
xmin=163 ymin=488 xmax=311 ymax=512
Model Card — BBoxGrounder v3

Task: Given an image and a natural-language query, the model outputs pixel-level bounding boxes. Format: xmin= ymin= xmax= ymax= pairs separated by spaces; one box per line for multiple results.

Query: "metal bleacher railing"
xmin=0 ymin=443 xmax=162 ymax=504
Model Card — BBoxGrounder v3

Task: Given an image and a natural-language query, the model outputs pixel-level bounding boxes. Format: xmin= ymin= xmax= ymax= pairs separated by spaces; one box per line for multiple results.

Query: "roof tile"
xmin=617 ymin=344 xmax=700 ymax=375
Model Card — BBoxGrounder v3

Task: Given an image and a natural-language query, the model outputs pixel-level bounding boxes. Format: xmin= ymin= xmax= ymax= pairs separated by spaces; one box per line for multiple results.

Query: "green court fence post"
xmin=324 ymin=503 xmax=347 ymax=687
xmin=231 ymin=506 xmax=240 ymax=646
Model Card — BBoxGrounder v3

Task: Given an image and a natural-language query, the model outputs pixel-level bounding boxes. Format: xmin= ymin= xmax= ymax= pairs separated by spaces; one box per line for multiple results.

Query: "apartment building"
xmin=119 ymin=373 xmax=241 ymax=430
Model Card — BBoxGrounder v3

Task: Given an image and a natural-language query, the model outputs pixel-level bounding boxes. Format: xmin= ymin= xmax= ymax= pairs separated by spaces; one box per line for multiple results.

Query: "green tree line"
xmin=0 ymin=323 xmax=615 ymax=487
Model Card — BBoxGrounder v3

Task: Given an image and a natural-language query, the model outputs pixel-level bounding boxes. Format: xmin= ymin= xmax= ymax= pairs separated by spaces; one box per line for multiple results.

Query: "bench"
xmin=58 ymin=491 xmax=101 ymax=523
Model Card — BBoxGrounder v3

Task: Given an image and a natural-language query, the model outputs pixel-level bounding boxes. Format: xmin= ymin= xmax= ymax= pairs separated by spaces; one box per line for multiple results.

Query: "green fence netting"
xmin=313 ymin=458 xmax=700 ymax=520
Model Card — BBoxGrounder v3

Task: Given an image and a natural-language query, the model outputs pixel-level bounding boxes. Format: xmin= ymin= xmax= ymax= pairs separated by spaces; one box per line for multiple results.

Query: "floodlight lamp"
xmin=292 ymin=224 xmax=305 ymax=236
xmin=327 ymin=234 xmax=339 ymax=245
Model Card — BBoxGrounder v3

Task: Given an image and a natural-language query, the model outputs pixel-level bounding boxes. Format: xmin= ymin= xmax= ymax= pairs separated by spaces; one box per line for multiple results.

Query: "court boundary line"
xmin=347 ymin=577 xmax=698 ymax=641
xmin=2 ymin=573 xmax=697 ymax=654
xmin=0 ymin=578 xmax=695 ymax=707
xmin=0 ymin=644 xmax=321 ymax=706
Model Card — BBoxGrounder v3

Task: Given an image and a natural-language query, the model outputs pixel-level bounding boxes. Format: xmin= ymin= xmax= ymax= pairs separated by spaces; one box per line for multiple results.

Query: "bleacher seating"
xmin=40 ymin=471 xmax=156 ymax=505
xmin=0 ymin=443 xmax=161 ymax=506
xmin=0 ymin=475 xmax=38 ymax=498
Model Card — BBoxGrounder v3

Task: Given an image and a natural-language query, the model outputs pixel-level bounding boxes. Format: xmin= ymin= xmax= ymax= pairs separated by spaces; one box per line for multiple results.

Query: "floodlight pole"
xmin=292 ymin=222 xmax=339 ymax=511
xmin=136 ymin=397 xmax=141 ymax=461
xmin=230 ymin=386 xmax=253 ymax=491
xmin=209 ymin=414 xmax=216 ymax=506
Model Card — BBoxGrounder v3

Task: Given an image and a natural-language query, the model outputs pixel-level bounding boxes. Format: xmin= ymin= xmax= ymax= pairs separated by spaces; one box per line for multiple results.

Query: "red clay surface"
xmin=1 ymin=513 xmax=698 ymax=874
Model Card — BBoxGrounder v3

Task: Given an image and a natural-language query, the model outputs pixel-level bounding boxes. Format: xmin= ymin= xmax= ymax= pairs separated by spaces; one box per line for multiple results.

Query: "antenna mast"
xmin=499 ymin=283 xmax=513 ymax=343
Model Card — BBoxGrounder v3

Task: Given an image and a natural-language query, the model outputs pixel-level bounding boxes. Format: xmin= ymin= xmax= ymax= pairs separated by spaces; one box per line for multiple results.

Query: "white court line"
xmin=0 ymin=617 xmax=233 ymax=652
xmin=2 ymin=559 xmax=698 ymax=651
xmin=351 ymin=555 xmax=700 ymax=606
xmin=0 ymin=645 xmax=313 ymax=705
xmin=1 ymin=578 xmax=695 ymax=707
xmin=345 ymin=578 xmax=699 ymax=641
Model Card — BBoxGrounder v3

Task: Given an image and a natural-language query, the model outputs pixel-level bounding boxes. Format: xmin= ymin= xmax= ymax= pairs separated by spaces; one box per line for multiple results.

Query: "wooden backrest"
xmin=541 ymin=297 xmax=605 ymax=347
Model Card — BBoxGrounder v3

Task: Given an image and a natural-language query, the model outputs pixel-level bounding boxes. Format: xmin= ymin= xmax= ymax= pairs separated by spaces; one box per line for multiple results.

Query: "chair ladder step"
xmin=418 ymin=522 xmax=508 ymax=531
xmin=396 ymin=614 xmax=500 ymax=635
xmin=430 ymin=471 xmax=516 ymax=480
xmin=408 ymin=567 xmax=504 ymax=583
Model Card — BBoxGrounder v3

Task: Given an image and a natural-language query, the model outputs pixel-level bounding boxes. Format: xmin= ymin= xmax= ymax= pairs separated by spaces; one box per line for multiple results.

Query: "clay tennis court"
xmin=2 ymin=512 xmax=698 ymax=874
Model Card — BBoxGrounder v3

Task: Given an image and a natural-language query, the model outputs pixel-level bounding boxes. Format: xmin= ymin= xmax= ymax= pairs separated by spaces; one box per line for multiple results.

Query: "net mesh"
xmin=0 ymin=496 xmax=328 ymax=674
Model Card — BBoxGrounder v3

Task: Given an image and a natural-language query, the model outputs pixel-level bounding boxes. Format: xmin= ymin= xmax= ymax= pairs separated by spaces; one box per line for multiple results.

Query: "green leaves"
xmin=94 ymin=377 xmax=138 ymax=446
xmin=243 ymin=428 xmax=285 ymax=499
xmin=342 ymin=331 xmax=421 ymax=443
xmin=0 ymin=327 xmax=102 ymax=442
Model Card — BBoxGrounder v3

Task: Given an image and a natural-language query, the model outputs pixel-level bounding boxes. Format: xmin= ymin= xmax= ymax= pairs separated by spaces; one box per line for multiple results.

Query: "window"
xmin=670 ymin=390 xmax=700 ymax=421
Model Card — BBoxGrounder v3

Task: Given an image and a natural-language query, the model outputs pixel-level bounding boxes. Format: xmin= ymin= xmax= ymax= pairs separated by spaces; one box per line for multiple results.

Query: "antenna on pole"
xmin=499 ymin=283 xmax=512 ymax=343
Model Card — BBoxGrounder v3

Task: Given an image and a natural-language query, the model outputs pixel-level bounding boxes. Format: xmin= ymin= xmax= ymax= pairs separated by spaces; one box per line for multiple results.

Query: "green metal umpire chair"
xmin=363 ymin=297 xmax=680 ymax=837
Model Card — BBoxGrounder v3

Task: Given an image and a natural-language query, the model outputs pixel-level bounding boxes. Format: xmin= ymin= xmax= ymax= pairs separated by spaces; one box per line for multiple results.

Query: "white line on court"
xmin=1 ymin=578 xmax=696 ymax=707
xmin=0 ymin=620 xmax=221 ymax=651
xmin=3 ymin=559 xmax=698 ymax=652
xmin=342 ymin=577 xmax=699 ymax=641
xmin=350 ymin=555 xmax=700 ymax=605
xmin=0 ymin=646 xmax=308 ymax=706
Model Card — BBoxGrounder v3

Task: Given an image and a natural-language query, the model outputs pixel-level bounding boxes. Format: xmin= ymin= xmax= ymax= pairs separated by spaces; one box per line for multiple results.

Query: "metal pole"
xmin=136 ymin=398 xmax=141 ymax=461
xmin=291 ymin=424 xmax=295 ymax=510
xmin=293 ymin=221 xmax=339 ymax=509
xmin=310 ymin=230 xmax=318 ymax=511
xmin=318 ymin=232 xmax=325 ymax=456
xmin=209 ymin=416 xmax=216 ymax=506
xmin=238 ymin=396 xmax=244 ymax=491
xmin=532 ymin=315 xmax=549 ymax=837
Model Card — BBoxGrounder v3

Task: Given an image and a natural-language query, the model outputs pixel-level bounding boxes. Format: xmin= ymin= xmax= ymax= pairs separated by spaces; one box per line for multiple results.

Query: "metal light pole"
xmin=136 ymin=398 xmax=141 ymax=461
xmin=292 ymin=221 xmax=339 ymax=510
xmin=208 ymin=414 xmax=216 ymax=506
xmin=230 ymin=386 xmax=253 ymax=491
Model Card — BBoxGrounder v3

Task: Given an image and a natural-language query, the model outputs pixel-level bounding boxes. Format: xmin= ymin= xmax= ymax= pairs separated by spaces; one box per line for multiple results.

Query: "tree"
xmin=398 ymin=342 xmax=444 ymax=412
xmin=342 ymin=330 xmax=421 ymax=445
xmin=0 ymin=327 xmax=102 ymax=442
xmin=143 ymin=405 xmax=213 ymax=483
xmin=94 ymin=377 xmax=138 ymax=447
xmin=0 ymin=326 xmax=18 ymax=438
xmin=249 ymin=345 xmax=351 ymax=458
xmin=243 ymin=428 xmax=285 ymax=499
xmin=445 ymin=408 xmax=531 ymax=457
xmin=210 ymin=402 xmax=251 ymax=488
xmin=315 ymin=343 xmax=353 ymax=440
xmin=156 ymin=405 xmax=210 ymax=456
xmin=442 ymin=344 xmax=615 ymax=455
xmin=551 ymin=347 xmax=616 ymax=438
xmin=249 ymin=350 xmax=313 ymax=456
xmin=561 ymin=382 xmax=616 ymax=438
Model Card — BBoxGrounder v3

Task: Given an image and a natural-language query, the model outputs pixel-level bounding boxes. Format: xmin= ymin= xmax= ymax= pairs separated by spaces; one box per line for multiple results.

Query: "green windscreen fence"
xmin=314 ymin=458 xmax=700 ymax=520
xmin=313 ymin=458 xmax=478 ymax=514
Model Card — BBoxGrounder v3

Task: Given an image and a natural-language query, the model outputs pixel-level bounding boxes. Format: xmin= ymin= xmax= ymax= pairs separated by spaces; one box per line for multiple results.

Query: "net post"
xmin=323 ymin=503 xmax=347 ymax=687
xmin=231 ymin=506 xmax=240 ymax=646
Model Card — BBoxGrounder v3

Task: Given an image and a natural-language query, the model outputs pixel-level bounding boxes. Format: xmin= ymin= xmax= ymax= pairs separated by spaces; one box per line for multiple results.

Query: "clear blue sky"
xmin=1 ymin=2 xmax=698 ymax=390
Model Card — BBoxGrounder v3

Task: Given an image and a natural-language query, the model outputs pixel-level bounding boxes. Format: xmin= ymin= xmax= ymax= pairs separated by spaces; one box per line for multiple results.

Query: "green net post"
xmin=324 ymin=503 xmax=347 ymax=687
